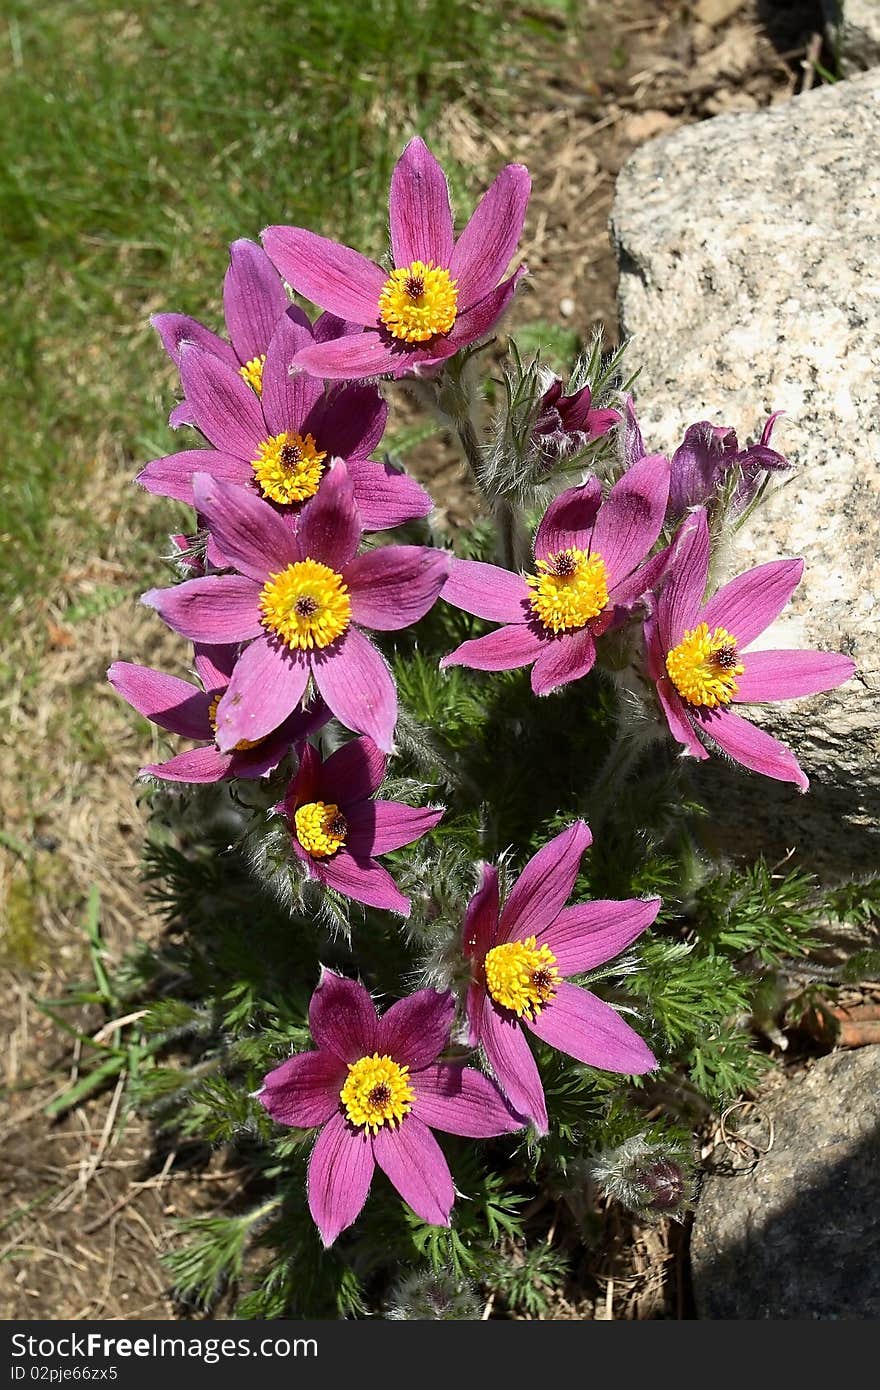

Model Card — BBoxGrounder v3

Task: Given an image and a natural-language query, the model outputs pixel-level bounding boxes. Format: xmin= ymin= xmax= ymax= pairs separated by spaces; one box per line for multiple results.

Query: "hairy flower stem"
xmin=453 ymin=416 xmax=530 ymax=571
xmin=585 ymin=731 xmax=649 ymax=832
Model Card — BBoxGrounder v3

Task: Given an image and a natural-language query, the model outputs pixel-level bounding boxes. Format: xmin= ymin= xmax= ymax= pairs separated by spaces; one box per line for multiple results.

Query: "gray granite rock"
xmin=691 ymin=1048 xmax=880 ymax=1318
xmin=611 ymin=71 xmax=880 ymax=872
xmin=823 ymin=1 xmax=880 ymax=74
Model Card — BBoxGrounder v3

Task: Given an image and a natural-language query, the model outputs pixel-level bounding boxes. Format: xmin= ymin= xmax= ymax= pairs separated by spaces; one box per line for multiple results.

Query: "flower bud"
xmin=591 ymin=1133 xmax=693 ymax=1221
xmin=385 ymin=1269 xmax=480 ymax=1320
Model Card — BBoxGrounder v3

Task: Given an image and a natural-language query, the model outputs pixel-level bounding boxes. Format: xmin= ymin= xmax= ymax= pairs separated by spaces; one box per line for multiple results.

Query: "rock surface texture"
xmin=691 ymin=1047 xmax=880 ymax=1318
xmin=611 ymin=70 xmax=880 ymax=872
xmin=823 ymin=0 xmax=880 ymax=74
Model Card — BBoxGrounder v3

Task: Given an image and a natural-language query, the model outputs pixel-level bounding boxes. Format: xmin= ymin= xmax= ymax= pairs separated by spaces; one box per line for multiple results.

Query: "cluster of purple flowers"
xmin=111 ymin=138 xmax=855 ymax=1246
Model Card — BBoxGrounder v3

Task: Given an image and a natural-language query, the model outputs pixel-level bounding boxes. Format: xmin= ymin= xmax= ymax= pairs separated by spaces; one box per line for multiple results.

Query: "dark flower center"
xmin=294 ymin=595 xmax=319 ymax=617
xmin=368 ymin=1083 xmax=392 ymax=1107
xmin=405 ymin=273 xmax=425 ymax=299
xmin=552 ymin=550 xmax=578 ymax=578
xmin=279 ymin=441 xmax=303 ymax=468
xmin=711 ymin=643 xmax=739 ymax=670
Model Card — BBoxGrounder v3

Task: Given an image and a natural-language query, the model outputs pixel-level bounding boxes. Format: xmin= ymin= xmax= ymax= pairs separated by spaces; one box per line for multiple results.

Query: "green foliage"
xmin=488 ymin=1242 xmax=571 ymax=1316
xmin=57 ymin=555 xmax=871 ymax=1313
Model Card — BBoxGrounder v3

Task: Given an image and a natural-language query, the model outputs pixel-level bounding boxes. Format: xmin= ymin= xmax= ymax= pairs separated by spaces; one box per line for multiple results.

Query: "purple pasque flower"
xmin=645 ymin=509 xmax=855 ymax=790
xmin=440 ymin=453 xmax=671 ymax=696
xmin=142 ymin=462 xmax=449 ymax=754
xmin=108 ymin=645 xmax=328 ymax=784
xmin=259 ymin=971 xmax=524 ymax=1247
xmin=532 ymin=377 xmax=621 ymax=459
xmin=262 ymin=136 xmax=531 ymax=381
xmin=140 ymin=315 xmax=431 ymax=534
xmin=152 ymin=239 xmax=291 ymax=428
xmin=668 ymin=421 xmax=740 ymax=516
xmin=624 ymin=396 xmax=791 ymax=518
xmin=277 ymin=737 xmax=444 ymax=917
xmin=462 ymin=822 xmax=659 ymax=1134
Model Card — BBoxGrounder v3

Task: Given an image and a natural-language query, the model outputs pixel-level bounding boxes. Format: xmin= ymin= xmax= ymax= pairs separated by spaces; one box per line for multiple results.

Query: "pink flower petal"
xmin=345 ymin=545 xmax=449 ymax=631
xmin=346 ymin=800 xmax=444 ymax=857
xmin=449 ymin=163 xmax=531 ymax=308
xmin=657 ymin=509 xmax=710 ymax=650
xmin=307 ymin=1112 xmax=375 ymax=1247
xmin=151 ymin=312 xmax=237 ymax=370
xmin=318 ymin=735 xmax=387 ymax=804
xmin=589 ymin=453 xmax=670 ymax=585
xmin=537 ymin=898 xmax=661 ymax=976
xmin=463 ymin=864 xmax=500 ymax=1046
xmin=478 ymin=996 xmax=547 ymax=1134
xmin=699 ymin=558 xmax=804 ymax=649
xmin=313 ymin=311 xmax=363 ymax=343
xmin=260 ymin=1049 xmax=348 ymax=1129
xmin=142 ymin=576 xmax=263 ymax=643
xmin=179 ymin=345 xmax=265 ymax=459
xmin=213 ymin=636 xmax=309 ymax=752
xmin=281 ymin=739 xmax=322 ymax=813
xmin=462 ymin=863 xmax=500 ymax=962
xmin=372 ymin=1115 xmax=454 ymax=1228
xmin=346 ymin=460 xmax=433 ymax=530
xmin=296 ymin=460 xmax=362 ymax=571
xmin=440 ymin=622 xmax=547 ymax=673
xmin=734 ymin=649 xmax=856 ymax=703
xmin=261 ymin=226 xmax=386 ymax=325
xmin=290 ymin=332 xmax=407 ymax=382
xmin=223 ymin=238 xmax=289 ymax=365
xmin=441 ymin=557 xmax=530 ymax=623
xmin=445 ymin=266 xmax=526 ymax=349
xmin=388 ymin=136 xmax=454 ymax=270
xmin=608 ymin=542 xmax=673 ymax=610
xmin=137 ymin=449 xmax=250 ymax=505
xmin=312 ymin=385 xmax=388 ymax=461
xmin=227 ymin=728 xmax=301 ymax=780
xmin=412 ymin=1064 xmax=524 ymax=1137
xmin=260 ymin=308 xmax=323 ymax=437
xmin=309 ymin=970 xmax=378 ymax=1061
xmin=526 ymin=981 xmax=657 ymax=1074
xmin=193 ymin=643 xmax=236 ymax=690
xmin=499 ymin=821 xmax=592 ymax=943
xmin=530 ymin=627 xmax=596 ymax=696
xmin=193 ymin=474 xmax=298 ymax=582
xmin=376 ymin=990 xmax=455 ymax=1071
xmin=533 ymin=479 xmax=603 ymax=562
xmin=141 ymin=746 xmax=232 ymax=783
xmin=169 ymin=398 xmax=196 ymax=429
xmin=692 ymin=705 xmax=809 ymax=791
xmin=316 ymin=849 xmax=411 ymax=917
xmin=655 ymin=673 xmax=709 ymax=761
xmin=311 ymin=628 xmax=397 ymax=752
xmin=108 ymin=662 xmax=211 ymax=738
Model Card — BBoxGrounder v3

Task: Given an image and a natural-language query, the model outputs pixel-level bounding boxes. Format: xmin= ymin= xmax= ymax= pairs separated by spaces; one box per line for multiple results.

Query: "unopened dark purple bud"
xmin=637 ymin=1158 xmax=686 ymax=1212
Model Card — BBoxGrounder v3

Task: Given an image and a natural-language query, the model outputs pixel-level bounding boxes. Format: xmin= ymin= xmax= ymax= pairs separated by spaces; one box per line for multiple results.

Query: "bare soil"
xmin=0 ymin=0 xmax=826 ymax=1320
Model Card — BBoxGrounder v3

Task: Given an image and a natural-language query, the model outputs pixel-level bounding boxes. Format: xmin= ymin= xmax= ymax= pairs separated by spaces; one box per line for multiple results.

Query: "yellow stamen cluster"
xmin=665 ymin=622 xmax=744 ymax=708
xmin=207 ymin=692 xmax=263 ymax=751
xmin=526 ymin=548 xmax=610 ymax=634
xmin=294 ymin=800 xmax=347 ymax=859
xmin=251 ymin=431 xmax=327 ymax=506
xmin=340 ymin=1054 xmax=414 ymax=1133
xmin=259 ymin=559 xmax=351 ymax=650
xmin=239 ymin=354 xmax=267 ymax=395
xmin=378 ymin=260 xmax=458 ymax=343
xmin=484 ymin=936 xmax=560 ymax=1020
